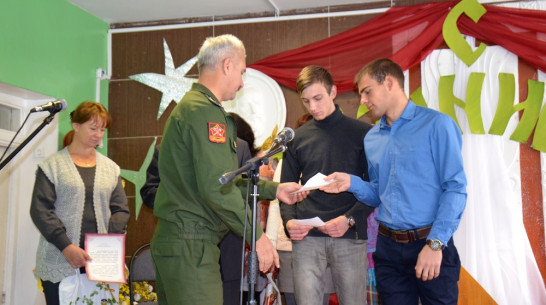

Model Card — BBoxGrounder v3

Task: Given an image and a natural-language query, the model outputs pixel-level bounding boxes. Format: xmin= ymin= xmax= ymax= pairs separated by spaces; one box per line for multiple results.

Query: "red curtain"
xmin=249 ymin=1 xmax=546 ymax=93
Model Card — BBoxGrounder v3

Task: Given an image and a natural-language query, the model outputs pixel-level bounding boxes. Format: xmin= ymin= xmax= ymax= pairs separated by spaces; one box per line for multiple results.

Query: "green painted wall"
xmin=0 ymin=0 xmax=109 ymax=151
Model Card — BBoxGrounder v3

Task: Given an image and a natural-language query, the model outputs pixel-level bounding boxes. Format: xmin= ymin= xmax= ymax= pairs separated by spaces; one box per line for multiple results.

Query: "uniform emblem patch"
xmin=208 ymin=122 xmax=226 ymax=143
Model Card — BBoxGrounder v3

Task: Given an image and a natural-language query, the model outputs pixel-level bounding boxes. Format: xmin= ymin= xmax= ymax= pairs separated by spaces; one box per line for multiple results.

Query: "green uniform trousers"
xmin=152 ymin=221 xmax=225 ymax=305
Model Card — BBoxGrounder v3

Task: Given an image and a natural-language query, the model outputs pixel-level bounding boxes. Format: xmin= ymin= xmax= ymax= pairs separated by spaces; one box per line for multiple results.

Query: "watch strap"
xmin=426 ymin=239 xmax=444 ymax=251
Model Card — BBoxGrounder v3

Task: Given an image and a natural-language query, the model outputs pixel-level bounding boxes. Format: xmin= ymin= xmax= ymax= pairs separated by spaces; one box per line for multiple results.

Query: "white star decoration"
xmin=130 ymin=38 xmax=198 ymax=119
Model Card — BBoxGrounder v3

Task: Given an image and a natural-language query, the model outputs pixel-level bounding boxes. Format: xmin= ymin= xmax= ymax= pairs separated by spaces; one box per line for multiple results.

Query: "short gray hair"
xmin=197 ymin=34 xmax=246 ymax=73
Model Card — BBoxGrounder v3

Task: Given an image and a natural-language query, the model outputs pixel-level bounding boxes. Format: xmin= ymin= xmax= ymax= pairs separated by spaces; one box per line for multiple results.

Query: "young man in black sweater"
xmin=280 ymin=65 xmax=374 ymax=305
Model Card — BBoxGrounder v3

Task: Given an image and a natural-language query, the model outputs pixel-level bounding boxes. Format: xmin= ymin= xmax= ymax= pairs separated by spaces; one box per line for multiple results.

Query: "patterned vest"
xmin=34 ymin=148 xmax=119 ymax=283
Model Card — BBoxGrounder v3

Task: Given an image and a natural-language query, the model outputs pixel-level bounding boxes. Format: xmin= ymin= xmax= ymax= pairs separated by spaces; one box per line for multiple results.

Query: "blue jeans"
xmin=374 ymin=235 xmax=461 ymax=305
xmin=292 ymin=236 xmax=368 ymax=305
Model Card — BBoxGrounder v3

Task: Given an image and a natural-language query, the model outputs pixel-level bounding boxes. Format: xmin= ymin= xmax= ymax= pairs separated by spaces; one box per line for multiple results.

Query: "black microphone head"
xmin=272 ymin=127 xmax=295 ymax=146
xmin=30 ymin=99 xmax=68 ymax=113
xmin=283 ymin=127 xmax=295 ymax=142
xmin=54 ymin=99 xmax=68 ymax=112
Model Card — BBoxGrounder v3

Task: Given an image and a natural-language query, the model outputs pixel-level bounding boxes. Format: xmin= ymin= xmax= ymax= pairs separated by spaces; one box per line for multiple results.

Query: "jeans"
xmin=373 ymin=235 xmax=461 ymax=305
xmin=292 ymin=236 xmax=368 ymax=305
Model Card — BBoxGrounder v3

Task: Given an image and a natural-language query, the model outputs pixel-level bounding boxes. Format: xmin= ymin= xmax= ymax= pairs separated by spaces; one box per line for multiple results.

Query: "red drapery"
xmin=249 ymin=1 xmax=546 ymax=93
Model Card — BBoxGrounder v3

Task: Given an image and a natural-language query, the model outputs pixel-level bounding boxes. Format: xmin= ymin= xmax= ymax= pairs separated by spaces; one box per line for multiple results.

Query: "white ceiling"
xmin=67 ymin=0 xmax=379 ymax=24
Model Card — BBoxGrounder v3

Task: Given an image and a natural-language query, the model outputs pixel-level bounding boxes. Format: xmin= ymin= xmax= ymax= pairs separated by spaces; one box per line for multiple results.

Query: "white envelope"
xmin=292 ymin=172 xmax=333 ymax=194
xmin=293 ymin=216 xmax=325 ymax=227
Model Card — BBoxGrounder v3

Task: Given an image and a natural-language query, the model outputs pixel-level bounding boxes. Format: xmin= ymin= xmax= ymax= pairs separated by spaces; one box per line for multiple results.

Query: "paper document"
xmin=292 ymin=172 xmax=333 ymax=193
xmin=293 ymin=216 xmax=325 ymax=227
xmin=85 ymin=233 xmax=126 ymax=283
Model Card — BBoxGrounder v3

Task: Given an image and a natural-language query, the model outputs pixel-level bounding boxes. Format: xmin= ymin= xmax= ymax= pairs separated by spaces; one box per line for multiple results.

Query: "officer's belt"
xmin=156 ymin=220 xmax=225 ymax=244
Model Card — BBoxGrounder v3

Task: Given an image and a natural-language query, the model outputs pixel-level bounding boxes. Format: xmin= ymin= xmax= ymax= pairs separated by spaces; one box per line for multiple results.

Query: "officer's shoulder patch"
xmin=208 ymin=122 xmax=226 ymax=143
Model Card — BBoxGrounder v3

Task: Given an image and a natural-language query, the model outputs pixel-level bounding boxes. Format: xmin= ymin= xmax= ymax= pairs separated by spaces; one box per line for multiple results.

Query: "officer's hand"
xmin=286 ymin=220 xmax=313 ymax=241
xmin=256 ymin=234 xmax=279 ymax=273
xmin=320 ymin=172 xmax=350 ymax=193
xmin=276 ymin=182 xmax=308 ymax=205
xmin=62 ymin=244 xmax=92 ymax=269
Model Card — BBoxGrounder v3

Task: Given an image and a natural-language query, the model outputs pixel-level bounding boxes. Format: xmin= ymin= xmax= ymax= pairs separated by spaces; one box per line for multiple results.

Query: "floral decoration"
xmin=119 ymin=281 xmax=158 ymax=305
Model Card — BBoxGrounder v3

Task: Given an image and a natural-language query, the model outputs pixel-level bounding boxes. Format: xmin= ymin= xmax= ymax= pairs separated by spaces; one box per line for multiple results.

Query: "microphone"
xmin=30 ymin=99 xmax=67 ymax=113
xmin=219 ymin=128 xmax=294 ymax=185
xmin=271 ymin=127 xmax=295 ymax=146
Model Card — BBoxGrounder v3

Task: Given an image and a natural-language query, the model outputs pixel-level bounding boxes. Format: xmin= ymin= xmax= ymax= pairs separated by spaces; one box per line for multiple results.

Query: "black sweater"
xmin=280 ymin=106 xmax=374 ymax=240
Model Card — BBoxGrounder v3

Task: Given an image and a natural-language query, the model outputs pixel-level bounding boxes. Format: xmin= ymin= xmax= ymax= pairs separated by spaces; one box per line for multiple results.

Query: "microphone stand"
xmin=0 ymin=111 xmax=57 ymax=171
xmin=219 ymin=143 xmax=287 ymax=305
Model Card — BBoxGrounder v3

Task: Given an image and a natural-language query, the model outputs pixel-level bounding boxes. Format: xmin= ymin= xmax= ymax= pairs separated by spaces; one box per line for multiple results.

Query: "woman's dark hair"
xmin=229 ymin=112 xmax=258 ymax=157
xmin=296 ymin=113 xmax=313 ymax=128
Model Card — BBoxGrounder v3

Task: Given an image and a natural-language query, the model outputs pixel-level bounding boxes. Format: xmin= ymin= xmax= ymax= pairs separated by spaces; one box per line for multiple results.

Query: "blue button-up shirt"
xmin=349 ymin=100 xmax=467 ymax=245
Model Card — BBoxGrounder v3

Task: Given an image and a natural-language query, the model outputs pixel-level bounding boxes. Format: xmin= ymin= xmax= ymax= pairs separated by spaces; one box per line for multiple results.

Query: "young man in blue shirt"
xmin=321 ymin=58 xmax=467 ymax=305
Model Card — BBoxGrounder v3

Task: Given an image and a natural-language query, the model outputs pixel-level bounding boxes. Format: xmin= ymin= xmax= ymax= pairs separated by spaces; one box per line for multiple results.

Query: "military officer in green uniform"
xmin=151 ymin=34 xmax=306 ymax=305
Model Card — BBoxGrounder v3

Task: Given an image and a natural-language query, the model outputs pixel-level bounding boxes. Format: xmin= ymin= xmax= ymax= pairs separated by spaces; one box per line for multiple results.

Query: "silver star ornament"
xmin=130 ymin=38 xmax=197 ymax=119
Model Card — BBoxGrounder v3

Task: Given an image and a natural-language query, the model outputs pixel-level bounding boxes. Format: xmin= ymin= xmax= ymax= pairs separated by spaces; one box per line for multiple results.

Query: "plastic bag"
xmin=261 ymin=272 xmax=282 ymax=305
xmin=59 ymin=269 xmax=119 ymax=305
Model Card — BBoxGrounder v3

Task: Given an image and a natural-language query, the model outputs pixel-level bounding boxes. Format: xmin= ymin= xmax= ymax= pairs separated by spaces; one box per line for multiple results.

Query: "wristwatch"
xmin=426 ymin=239 xmax=444 ymax=251
xmin=346 ymin=215 xmax=355 ymax=228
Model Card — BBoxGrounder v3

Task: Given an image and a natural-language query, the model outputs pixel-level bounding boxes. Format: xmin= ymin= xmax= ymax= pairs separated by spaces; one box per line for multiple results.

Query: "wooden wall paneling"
xmin=155 ymin=27 xmax=215 ymax=76
xmin=109 ymin=137 xmax=159 ymax=256
xmin=215 ymin=18 xmax=330 ymax=65
xmin=282 ymin=86 xmax=306 ymax=129
xmin=124 ymin=196 xmax=158 ymax=262
xmin=109 ymin=137 xmax=156 ymax=176
xmin=111 ymin=27 xmax=213 ymax=80
xmin=329 ymin=14 xmax=376 ymax=37
xmin=108 ymin=80 xmax=174 ymax=138
xmin=120 ymin=179 xmax=136 ymax=204
xmin=111 ymin=32 xmax=171 ymax=80
xmin=108 ymin=1 xmax=450 ymax=31
xmin=336 ymin=91 xmax=361 ymax=119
